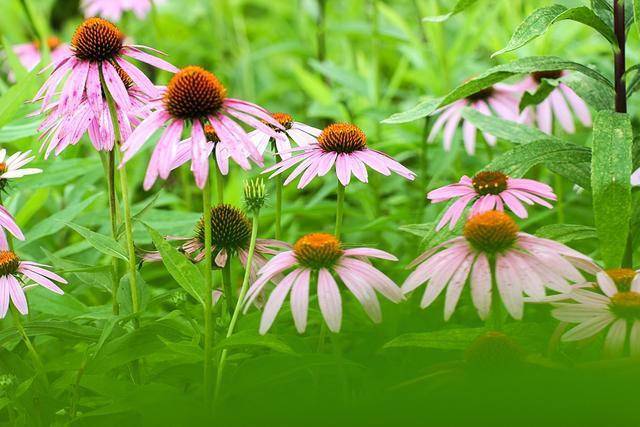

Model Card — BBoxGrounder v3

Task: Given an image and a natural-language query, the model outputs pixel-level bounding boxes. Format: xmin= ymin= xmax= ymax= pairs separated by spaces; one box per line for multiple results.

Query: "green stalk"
xmin=101 ymin=69 xmax=139 ymax=328
xmin=334 ymin=182 xmax=345 ymax=239
xmin=202 ymin=163 xmax=214 ymax=403
xmin=486 ymin=257 xmax=503 ymax=332
xmin=12 ymin=309 xmax=47 ymax=386
xmin=214 ymin=160 xmax=224 ymax=205
xmin=271 ymin=139 xmax=283 ymax=240
xmin=214 ymin=211 xmax=260 ymax=401
xmin=101 ymin=151 xmax=120 ymax=315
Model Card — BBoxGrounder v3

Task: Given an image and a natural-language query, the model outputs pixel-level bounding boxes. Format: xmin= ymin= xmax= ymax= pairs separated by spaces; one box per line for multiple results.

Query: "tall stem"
xmin=12 ymin=309 xmax=47 ymax=386
xmin=486 ymin=257 xmax=503 ymax=331
xmin=334 ymin=182 xmax=345 ymax=239
xmin=316 ymin=0 xmax=327 ymax=64
xmin=272 ymin=140 xmax=283 ymax=240
xmin=102 ymin=151 xmax=120 ymax=315
xmin=221 ymin=262 xmax=233 ymax=316
xmin=214 ymin=159 xmax=224 ymax=205
xmin=215 ymin=212 xmax=260 ymax=400
xmin=202 ymin=164 xmax=214 ymax=403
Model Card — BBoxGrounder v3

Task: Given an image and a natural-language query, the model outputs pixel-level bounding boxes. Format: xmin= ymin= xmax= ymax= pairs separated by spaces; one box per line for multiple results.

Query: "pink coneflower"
xmin=402 ymin=211 xmax=598 ymax=321
xmin=0 ymin=207 xmax=24 ymax=241
xmin=249 ymin=112 xmax=321 ymax=160
xmin=38 ymin=66 xmax=150 ymax=156
xmin=34 ymin=18 xmax=177 ymax=115
xmin=143 ymin=205 xmax=288 ymax=278
xmin=428 ymin=171 xmax=556 ymax=231
xmin=0 ymin=150 xmax=42 ymax=190
xmin=0 ymin=232 xmax=67 ymax=317
xmin=9 ymin=37 xmax=70 ymax=80
xmin=82 ymin=0 xmax=164 ymax=21
xmin=264 ymin=123 xmax=415 ymax=188
xmin=517 ymin=71 xmax=591 ymax=134
xmin=428 ymin=84 xmax=521 ymax=155
xmin=552 ymin=271 xmax=640 ymax=357
xmin=121 ymin=66 xmax=283 ymax=189
xmin=632 ymin=168 xmax=640 ymax=187
xmin=245 ymin=233 xmax=404 ymax=334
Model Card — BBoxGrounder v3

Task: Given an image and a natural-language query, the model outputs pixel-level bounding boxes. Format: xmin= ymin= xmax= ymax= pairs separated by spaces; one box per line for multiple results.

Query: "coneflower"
xmin=81 ymin=0 xmax=164 ymax=22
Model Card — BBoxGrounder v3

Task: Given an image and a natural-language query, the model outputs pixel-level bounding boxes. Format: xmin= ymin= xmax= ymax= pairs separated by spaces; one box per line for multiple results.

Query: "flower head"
xmin=264 ymin=123 xmax=415 ymax=188
xmin=249 ymin=112 xmax=321 ymax=160
xmin=82 ymin=0 xmax=164 ymax=21
xmin=0 ymin=150 xmax=42 ymax=191
xmin=403 ymin=211 xmax=598 ymax=321
xmin=0 ymin=231 xmax=67 ymax=318
xmin=121 ymin=66 xmax=283 ymax=189
xmin=428 ymin=84 xmax=521 ymax=155
xmin=0 ymin=207 xmax=24 ymax=241
xmin=8 ymin=37 xmax=70 ymax=81
xmin=518 ymin=71 xmax=592 ymax=134
xmin=245 ymin=233 xmax=404 ymax=334
xmin=552 ymin=276 xmax=640 ymax=357
xmin=34 ymin=18 xmax=178 ymax=119
xmin=428 ymin=172 xmax=556 ymax=230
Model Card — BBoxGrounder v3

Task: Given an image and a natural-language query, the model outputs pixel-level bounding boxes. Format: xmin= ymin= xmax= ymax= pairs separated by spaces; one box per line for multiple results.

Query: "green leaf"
xmin=422 ymin=0 xmax=480 ymax=23
xmin=493 ymin=6 xmax=616 ymax=57
xmin=635 ymin=0 xmax=640 ymax=37
xmin=383 ymin=328 xmax=485 ymax=350
xmin=518 ymin=80 xmax=556 ymax=111
xmin=145 ymin=223 xmax=205 ymax=305
xmin=2 ymin=36 xmax=29 ymax=81
xmin=461 ymin=107 xmax=554 ymax=144
xmin=20 ymin=193 xmax=102 ymax=244
xmin=214 ymin=330 xmax=297 ymax=355
xmin=486 ymin=139 xmax=592 ymax=189
xmin=63 ymin=221 xmax=128 ymax=261
xmin=381 ymin=98 xmax=442 ymax=124
xmin=17 ymin=158 xmax=102 ymax=189
xmin=591 ymin=111 xmax=633 ymax=267
xmin=535 ymin=224 xmax=597 ymax=244
xmin=0 ymin=67 xmax=40 ymax=129
xmin=0 ymin=321 xmax=101 ymax=346
xmin=560 ymin=72 xmax=614 ymax=111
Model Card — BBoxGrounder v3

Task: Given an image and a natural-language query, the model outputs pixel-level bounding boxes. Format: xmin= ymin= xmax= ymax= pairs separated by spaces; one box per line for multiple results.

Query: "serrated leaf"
xmin=214 ymin=330 xmax=297 ymax=355
xmin=461 ymin=107 xmax=554 ymax=144
xmin=591 ymin=111 xmax=633 ymax=267
xmin=493 ymin=6 xmax=616 ymax=57
xmin=535 ymin=224 xmax=597 ymax=243
xmin=486 ymin=139 xmax=591 ymax=189
xmin=145 ymin=223 xmax=205 ymax=305
xmin=63 ymin=221 xmax=128 ymax=261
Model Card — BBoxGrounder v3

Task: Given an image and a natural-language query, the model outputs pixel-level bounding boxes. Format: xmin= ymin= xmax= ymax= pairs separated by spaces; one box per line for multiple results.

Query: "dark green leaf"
xmin=63 ymin=221 xmax=128 ymax=261
xmin=461 ymin=107 xmax=554 ymax=144
xmin=535 ymin=224 xmax=597 ymax=243
xmin=214 ymin=330 xmax=297 ymax=355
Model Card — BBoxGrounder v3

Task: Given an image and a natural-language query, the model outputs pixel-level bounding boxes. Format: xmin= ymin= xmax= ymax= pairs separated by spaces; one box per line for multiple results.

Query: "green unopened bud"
xmin=0 ymin=374 xmax=16 ymax=390
xmin=244 ymin=178 xmax=266 ymax=212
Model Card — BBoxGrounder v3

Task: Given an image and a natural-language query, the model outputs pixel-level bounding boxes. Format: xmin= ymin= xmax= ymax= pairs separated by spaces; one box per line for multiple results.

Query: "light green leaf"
xmin=635 ymin=0 xmax=640 ymax=37
xmin=493 ymin=6 xmax=616 ymax=57
xmin=0 ymin=66 xmax=40 ymax=129
xmin=63 ymin=221 xmax=128 ymax=261
xmin=381 ymin=97 xmax=442 ymax=124
xmin=145 ymin=223 xmax=205 ymax=305
xmin=422 ymin=0 xmax=480 ymax=22
xmin=461 ymin=107 xmax=554 ymax=144
xmin=535 ymin=224 xmax=597 ymax=244
xmin=384 ymin=328 xmax=485 ymax=350
xmin=214 ymin=330 xmax=297 ymax=355
xmin=17 ymin=158 xmax=102 ymax=189
xmin=591 ymin=111 xmax=633 ymax=267
xmin=560 ymin=72 xmax=614 ymax=111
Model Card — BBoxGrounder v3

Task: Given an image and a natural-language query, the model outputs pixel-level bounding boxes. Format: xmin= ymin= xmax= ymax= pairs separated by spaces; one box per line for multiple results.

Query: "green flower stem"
xmin=221 ymin=263 xmax=233 ymax=316
xmin=214 ymin=211 xmax=260 ymax=401
xmin=214 ymin=160 xmax=224 ymax=205
xmin=101 ymin=70 xmax=139 ymax=329
xmin=12 ymin=309 xmax=47 ymax=386
xmin=335 ymin=182 xmax=345 ymax=239
xmin=101 ymin=151 xmax=120 ymax=315
xmin=271 ymin=140 xmax=283 ymax=240
xmin=202 ymin=163 xmax=214 ymax=403
xmin=486 ymin=257 xmax=503 ymax=332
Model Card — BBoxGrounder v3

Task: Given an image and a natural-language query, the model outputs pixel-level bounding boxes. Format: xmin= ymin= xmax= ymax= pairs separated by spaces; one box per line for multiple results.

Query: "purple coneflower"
xmin=245 ymin=233 xmax=404 ymax=334
xmin=0 ymin=232 xmax=67 ymax=317
xmin=517 ymin=71 xmax=591 ymax=134
xmin=552 ymin=269 xmax=640 ymax=357
xmin=428 ymin=84 xmax=521 ymax=155
xmin=428 ymin=171 xmax=556 ymax=231
xmin=264 ymin=123 xmax=415 ymax=188
xmin=121 ymin=66 xmax=282 ymax=189
xmin=10 ymin=37 xmax=70 ymax=79
xmin=402 ymin=211 xmax=598 ymax=321
xmin=249 ymin=112 xmax=321 ymax=160
xmin=82 ymin=0 xmax=164 ymax=21
xmin=0 ymin=207 xmax=24 ymax=241
xmin=38 ymin=66 xmax=150 ymax=156
xmin=34 ymin=17 xmax=177 ymax=115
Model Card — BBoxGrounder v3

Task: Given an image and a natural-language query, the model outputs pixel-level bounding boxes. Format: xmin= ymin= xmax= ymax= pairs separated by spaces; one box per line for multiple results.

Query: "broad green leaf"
xmin=63 ymin=221 xmax=128 ymax=261
xmin=486 ymin=139 xmax=591 ymax=189
xmin=493 ymin=6 xmax=616 ymax=57
xmin=145 ymin=223 xmax=205 ymax=305
xmin=0 ymin=117 xmax=40 ymax=142
xmin=382 ymin=57 xmax=611 ymax=124
xmin=461 ymin=107 xmax=554 ymax=144
xmin=384 ymin=328 xmax=486 ymax=350
xmin=591 ymin=111 xmax=633 ymax=267
xmin=0 ymin=66 xmax=40 ymax=129
xmin=20 ymin=193 xmax=102 ymax=244
xmin=560 ymin=72 xmax=614 ymax=111
xmin=117 ymin=272 xmax=149 ymax=314
xmin=422 ymin=0 xmax=480 ymax=23
xmin=518 ymin=80 xmax=556 ymax=111
xmin=636 ymin=0 xmax=640 ymax=37
xmin=214 ymin=330 xmax=297 ymax=355
xmin=17 ymin=158 xmax=102 ymax=189
xmin=535 ymin=224 xmax=597 ymax=244
xmin=0 ymin=321 xmax=101 ymax=346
